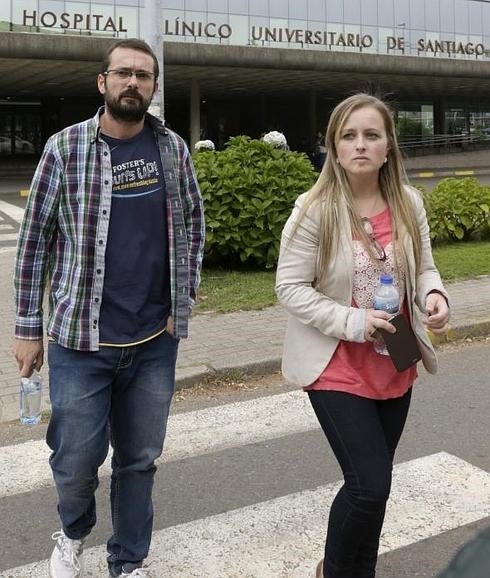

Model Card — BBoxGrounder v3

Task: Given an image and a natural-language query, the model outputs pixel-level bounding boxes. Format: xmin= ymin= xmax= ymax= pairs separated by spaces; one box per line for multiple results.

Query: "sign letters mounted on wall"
xmin=163 ymin=18 xmax=486 ymax=58
xmin=22 ymin=10 xmax=128 ymax=33
xmin=3 ymin=4 xmax=488 ymax=60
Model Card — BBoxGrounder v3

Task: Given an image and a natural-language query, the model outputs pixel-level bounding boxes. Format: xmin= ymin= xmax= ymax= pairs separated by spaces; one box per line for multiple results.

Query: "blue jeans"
xmin=46 ymin=331 xmax=178 ymax=568
xmin=308 ymin=388 xmax=412 ymax=578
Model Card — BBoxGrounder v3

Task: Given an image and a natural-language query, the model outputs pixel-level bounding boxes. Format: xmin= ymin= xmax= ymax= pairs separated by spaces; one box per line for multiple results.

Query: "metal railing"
xmin=399 ymin=133 xmax=490 ymax=156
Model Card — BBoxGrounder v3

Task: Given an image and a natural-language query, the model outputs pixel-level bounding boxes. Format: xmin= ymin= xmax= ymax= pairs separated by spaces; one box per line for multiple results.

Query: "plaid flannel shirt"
xmin=14 ymin=108 xmax=205 ymax=350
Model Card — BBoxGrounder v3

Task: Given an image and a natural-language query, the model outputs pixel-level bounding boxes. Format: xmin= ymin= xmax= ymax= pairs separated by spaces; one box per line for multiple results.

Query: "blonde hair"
xmin=293 ymin=93 xmax=422 ymax=277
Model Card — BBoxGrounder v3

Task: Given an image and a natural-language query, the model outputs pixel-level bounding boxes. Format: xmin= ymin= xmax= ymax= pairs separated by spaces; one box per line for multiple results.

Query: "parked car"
xmin=0 ymin=135 xmax=35 ymax=153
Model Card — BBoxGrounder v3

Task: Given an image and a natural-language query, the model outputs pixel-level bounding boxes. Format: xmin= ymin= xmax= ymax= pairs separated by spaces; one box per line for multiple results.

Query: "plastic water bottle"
xmin=373 ymin=274 xmax=399 ymax=356
xmin=20 ymin=372 xmax=43 ymax=425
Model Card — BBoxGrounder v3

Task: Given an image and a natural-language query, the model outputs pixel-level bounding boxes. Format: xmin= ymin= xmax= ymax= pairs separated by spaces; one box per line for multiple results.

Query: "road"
xmin=0 ymin=339 xmax=489 ymax=577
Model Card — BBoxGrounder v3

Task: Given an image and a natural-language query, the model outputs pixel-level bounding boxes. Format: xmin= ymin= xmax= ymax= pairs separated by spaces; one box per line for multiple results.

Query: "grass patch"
xmin=195 ymin=268 xmax=276 ymax=314
xmin=433 ymin=240 xmax=490 ymax=280
xmin=195 ymin=241 xmax=490 ymax=314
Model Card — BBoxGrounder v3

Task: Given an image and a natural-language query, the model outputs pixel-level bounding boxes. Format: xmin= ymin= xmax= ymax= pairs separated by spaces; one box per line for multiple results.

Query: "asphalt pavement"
xmin=1 ymin=340 xmax=490 ymax=577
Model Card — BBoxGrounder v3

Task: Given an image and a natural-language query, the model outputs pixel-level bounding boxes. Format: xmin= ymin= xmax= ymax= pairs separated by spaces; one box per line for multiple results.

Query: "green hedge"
xmin=194 ymin=137 xmax=490 ymax=267
xmin=193 ymin=136 xmax=317 ymax=268
xmin=424 ymin=177 xmax=490 ymax=243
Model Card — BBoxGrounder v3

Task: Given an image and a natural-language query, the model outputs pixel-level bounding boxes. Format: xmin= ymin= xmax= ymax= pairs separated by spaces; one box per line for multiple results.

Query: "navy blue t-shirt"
xmin=99 ymin=124 xmax=171 ymax=344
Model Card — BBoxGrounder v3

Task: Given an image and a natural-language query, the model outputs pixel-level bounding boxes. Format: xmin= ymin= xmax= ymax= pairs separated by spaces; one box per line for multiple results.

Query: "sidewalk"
xmin=1 ymin=246 xmax=489 ymax=423
xmin=405 ymin=149 xmax=490 ymax=179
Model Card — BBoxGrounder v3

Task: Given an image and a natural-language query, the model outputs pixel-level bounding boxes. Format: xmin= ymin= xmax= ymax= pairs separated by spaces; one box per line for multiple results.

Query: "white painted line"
xmin=3 ymin=452 xmax=490 ymax=577
xmin=0 ymin=233 xmax=18 ymax=241
xmin=0 ymin=390 xmax=317 ymax=498
xmin=0 ymin=200 xmax=25 ymax=224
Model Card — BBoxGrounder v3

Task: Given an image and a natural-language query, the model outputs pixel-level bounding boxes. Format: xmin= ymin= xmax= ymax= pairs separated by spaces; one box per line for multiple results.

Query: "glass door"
xmin=0 ymin=104 xmax=42 ymax=157
xmin=0 ymin=109 xmax=13 ymax=156
xmin=14 ymin=109 xmax=41 ymax=155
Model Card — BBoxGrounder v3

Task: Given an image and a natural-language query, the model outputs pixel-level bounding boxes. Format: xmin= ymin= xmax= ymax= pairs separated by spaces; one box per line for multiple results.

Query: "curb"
xmin=1 ymin=321 xmax=488 ymax=424
xmin=175 ymin=358 xmax=282 ymax=389
xmin=174 ymin=320 xmax=490 ymax=391
xmin=407 ymin=168 xmax=490 ymax=179
xmin=428 ymin=318 xmax=490 ymax=346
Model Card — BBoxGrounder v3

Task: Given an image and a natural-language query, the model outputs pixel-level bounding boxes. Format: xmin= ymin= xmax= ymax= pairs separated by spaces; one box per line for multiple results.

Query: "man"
xmin=13 ymin=39 xmax=205 ymax=578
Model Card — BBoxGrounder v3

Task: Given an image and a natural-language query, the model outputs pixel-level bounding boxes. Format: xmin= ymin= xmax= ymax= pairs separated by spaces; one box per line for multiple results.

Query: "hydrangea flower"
xmin=194 ymin=139 xmax=215 ymax=151
xmin=262 ymin=131 xmax=288 ymax=149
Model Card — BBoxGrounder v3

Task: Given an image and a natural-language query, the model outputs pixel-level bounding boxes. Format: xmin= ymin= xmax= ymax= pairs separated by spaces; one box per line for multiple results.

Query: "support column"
xmin=433 ymin=98 xmax=446 ymax=135
xmin=309 ymin=92 xmax=317 ymax=134
xmin=142 ymin=0 xmax=164 ymax=121
xmin=259 ymin=94 xmax=266 ymax=135
xmin=309 ymin=91 xmax=317 ymax=153
xmin=190 ymin=78 xmax=201 ymax=150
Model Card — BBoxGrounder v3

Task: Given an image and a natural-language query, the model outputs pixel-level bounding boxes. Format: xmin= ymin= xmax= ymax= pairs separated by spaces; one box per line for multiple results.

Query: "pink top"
xmin=305 ymin=207 xmax=417 ymax=399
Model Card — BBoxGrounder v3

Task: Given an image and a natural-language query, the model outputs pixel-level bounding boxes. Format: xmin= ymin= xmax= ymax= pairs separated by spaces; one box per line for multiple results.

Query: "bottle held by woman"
xmin=373 ymin=274 xmax=399 ymax=355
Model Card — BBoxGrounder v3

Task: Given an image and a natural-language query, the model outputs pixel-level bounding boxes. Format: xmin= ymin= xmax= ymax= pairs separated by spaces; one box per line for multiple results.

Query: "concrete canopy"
xmin=1 ymin=32 xmax=490 ymax=104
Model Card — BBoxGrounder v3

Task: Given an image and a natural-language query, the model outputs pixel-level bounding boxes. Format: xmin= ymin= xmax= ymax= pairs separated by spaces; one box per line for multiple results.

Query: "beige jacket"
xmin=275 ymin=187 xmax=448 ymax=386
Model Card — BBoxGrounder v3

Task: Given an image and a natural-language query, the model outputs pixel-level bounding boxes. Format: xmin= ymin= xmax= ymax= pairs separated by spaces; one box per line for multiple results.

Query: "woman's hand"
xmin=364 ymin=309 xmax=397 ymax=342
xmin=424 ymin=292 xmax=450 ymax=334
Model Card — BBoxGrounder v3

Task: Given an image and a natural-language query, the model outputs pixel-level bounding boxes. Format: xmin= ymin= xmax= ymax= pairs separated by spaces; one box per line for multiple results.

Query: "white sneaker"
xmin=120 ymin=568 xmax=150 ymax=577
xmin=49 ymin=530 xmax=85 ymax=577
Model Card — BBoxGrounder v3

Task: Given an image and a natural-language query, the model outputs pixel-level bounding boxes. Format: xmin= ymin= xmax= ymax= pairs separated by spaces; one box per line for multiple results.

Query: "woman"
xmin=275 ymin=94 xmax=450 ymax=578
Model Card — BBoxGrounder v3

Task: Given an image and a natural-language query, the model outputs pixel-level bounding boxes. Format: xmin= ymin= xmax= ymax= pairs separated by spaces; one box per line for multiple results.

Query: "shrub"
xmin=193 ymin=135 xmax=317 ymax=268
xmin=397 ymin=117 xmax=432 ymax=137
xmin=424 ymin=177 xmax=490 ymax=243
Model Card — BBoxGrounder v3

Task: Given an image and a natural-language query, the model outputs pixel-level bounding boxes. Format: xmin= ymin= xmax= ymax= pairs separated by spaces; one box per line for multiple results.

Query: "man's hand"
xmin=12 ymin=339 xmax=44 ymax=378
xmin=165 ymin=316 xmax=174 ymax=336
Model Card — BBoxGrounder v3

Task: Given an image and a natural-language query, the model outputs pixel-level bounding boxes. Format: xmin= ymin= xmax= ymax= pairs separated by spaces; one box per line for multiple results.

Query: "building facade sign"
xmin=163 ymin=18 xmax=486 ymax=58
xmin=1 ymin=1 xmax=489 ymax=60
xmin=1 ymin=1 xmax=140 ymax=37
xmin=21 ymin=11 xmax=127 ymax=33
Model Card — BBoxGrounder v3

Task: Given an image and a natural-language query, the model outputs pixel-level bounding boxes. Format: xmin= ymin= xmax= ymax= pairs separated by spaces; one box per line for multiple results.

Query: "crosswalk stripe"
xmin=0 ymin=390 xmax=317 ymax=498
xmin=0 ymin=200 xmax=24 ymax=224
xmin=3 ymin=452 xmax=489 ymax=577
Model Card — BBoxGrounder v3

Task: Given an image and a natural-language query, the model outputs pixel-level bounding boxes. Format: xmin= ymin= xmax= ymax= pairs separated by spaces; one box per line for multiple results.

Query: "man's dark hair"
xmin=101 ymin=39 xmax=159 ymax=78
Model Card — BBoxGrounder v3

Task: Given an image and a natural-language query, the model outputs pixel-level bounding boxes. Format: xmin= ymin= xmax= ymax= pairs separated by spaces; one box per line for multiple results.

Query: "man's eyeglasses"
xmin=361 ymin=217 xmax=387 ymax=261
xmin=103 ymin=69 xmax=156 ymax=83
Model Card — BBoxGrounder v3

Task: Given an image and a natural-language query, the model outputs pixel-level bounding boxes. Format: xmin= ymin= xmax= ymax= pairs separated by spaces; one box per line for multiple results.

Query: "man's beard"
xmin=105 ymin=89 xmax=152 ymax=122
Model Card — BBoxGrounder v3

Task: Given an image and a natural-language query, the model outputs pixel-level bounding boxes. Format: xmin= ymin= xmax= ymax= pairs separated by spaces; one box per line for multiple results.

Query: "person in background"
xmin=13 ymin=38 xmax=205 ymax=578
xmin=275 ymin=93 xmax=449 ymax=578
xmin=314 ymin=130 xmax=327 ymax=171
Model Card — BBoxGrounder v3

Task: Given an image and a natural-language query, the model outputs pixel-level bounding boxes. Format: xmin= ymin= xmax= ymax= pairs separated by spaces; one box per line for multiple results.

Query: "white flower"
xmin=194 ymin=139 xmax=215 ymax=151
xmin=262 ymin=131 xmax=288 ymax=149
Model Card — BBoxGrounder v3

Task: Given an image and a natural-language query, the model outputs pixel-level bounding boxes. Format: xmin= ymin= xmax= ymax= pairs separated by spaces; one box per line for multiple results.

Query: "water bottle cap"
xmin=379 ymin=274 xmax=394 ymax=284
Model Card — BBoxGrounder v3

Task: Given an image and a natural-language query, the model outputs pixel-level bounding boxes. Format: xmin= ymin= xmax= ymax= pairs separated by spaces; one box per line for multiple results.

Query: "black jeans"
xmin=308 ymin=388 xmax=412 ymax=578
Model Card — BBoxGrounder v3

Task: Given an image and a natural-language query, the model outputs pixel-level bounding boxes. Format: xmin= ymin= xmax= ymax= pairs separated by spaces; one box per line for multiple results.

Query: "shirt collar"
xmin=90 ymin=106 xmax=168 ymax=144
